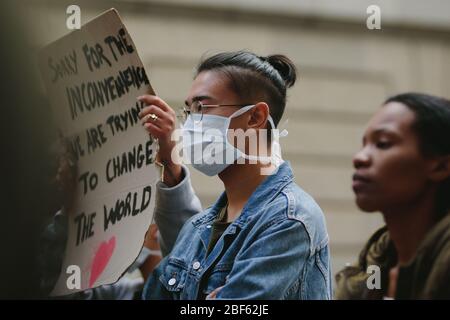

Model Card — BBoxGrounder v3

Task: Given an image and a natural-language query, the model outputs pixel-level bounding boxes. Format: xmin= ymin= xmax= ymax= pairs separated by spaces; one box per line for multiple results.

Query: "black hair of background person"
xmin=384 ymin=93 xmax=450 ymax=220
xmin=0 ymin=1 xmax=59 ymax=298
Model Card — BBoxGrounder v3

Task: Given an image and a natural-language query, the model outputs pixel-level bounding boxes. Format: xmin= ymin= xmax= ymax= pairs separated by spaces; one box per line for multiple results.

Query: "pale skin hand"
xmin=139 ymin=224 xmax=162 ymax=281
xmin=56 ymin=138 xmax=78 ymax=211
xmin=206 ymin=286 xmax=223 ymax=299
xmin=138 ymin=95 xmax=183 ymax=187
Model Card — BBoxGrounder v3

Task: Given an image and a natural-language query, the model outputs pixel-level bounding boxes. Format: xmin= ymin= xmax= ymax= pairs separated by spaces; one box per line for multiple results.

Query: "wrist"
xmin=163 ymin=163 xmax=183 ymax=187
xmin=155 ymin=156 xmax=183 ymax=187
xmin=157 ymin=147 xmax=177 ymax=166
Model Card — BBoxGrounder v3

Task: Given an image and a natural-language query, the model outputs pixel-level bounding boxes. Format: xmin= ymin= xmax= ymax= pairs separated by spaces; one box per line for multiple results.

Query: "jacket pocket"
xmin=159 ymin=257 xmax=189 ymax=299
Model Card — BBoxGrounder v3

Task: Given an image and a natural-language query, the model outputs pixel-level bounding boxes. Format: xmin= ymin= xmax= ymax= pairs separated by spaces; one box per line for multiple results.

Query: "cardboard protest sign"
xmin=38 ymin=9 xmax=158 ymax=296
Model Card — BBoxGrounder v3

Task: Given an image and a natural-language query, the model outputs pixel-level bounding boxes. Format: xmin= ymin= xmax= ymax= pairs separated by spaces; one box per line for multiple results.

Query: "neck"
xmin=382 ymin=189 xmax=438 ymax=266
xmin=219 ymin=162 xmax=276 ymax=222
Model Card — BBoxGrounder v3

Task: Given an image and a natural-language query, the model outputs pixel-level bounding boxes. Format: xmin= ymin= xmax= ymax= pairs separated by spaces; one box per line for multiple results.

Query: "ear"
xmin=428 ymin=155 xmax=450 ymax=183
xmin=248 ymin=102 xmax=269 ymax=129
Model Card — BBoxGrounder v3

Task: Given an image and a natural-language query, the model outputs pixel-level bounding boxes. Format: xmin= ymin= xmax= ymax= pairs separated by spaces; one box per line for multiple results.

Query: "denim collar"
xmin=192 ymin=161 xmax=294 ymax=229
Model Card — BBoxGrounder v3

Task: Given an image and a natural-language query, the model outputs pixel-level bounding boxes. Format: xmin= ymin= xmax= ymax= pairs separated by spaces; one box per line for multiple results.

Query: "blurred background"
xmin=8 ymin=0 xmax=450 ymax=293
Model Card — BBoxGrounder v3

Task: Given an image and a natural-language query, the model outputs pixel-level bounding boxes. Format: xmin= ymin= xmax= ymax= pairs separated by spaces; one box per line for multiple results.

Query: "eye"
xmin=376 ymin=140 xmax=392 ymax=149
xmin=192 ymin=101 xmax=202 ymax=113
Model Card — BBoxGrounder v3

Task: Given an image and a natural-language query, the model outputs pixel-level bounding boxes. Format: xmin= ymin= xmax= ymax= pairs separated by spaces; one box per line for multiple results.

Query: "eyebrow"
xmin=372 ymin=128 xmax=398 ymax=136
xmin=184 ymin=95 xmax=214 ymax=106
xmin=362 ymin=127 xmax=399 ymax=144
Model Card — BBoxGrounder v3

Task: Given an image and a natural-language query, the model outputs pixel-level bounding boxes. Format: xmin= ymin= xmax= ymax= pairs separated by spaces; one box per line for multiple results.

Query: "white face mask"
xmin=181 ymin=104 xmax=286 ymax=176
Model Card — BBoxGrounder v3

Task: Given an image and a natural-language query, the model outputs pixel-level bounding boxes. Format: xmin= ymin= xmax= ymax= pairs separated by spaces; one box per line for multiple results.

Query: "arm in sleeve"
xmin=154 ymin=165 xmax=202 ymax=256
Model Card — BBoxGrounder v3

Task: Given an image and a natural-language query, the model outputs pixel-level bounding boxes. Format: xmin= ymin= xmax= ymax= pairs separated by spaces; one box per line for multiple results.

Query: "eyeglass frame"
xmin=180 ymin=100 xmax=254 ymax=122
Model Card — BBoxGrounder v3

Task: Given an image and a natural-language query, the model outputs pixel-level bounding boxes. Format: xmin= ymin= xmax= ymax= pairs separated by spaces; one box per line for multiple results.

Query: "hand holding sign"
xmin=139 ymin=95 xmax=177 ymax=143
xmin=139 ymin=95 xmax=183 ymax=187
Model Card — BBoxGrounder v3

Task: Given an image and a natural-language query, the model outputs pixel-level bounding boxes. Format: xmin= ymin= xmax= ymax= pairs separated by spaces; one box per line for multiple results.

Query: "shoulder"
xmin=284 ymin=183 xmax=328 ymax=250
xmin=259 ymin=182 xmax=329 ymax=252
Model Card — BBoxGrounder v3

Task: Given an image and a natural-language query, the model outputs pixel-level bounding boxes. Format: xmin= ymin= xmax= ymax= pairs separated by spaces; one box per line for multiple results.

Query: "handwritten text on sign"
xmin=39 ymin=9 xmax=157 ymax=296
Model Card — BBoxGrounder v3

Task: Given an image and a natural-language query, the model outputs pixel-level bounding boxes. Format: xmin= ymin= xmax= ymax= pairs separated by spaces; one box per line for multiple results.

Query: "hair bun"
xmin=264 ymin=54 xmax=297 ymax=88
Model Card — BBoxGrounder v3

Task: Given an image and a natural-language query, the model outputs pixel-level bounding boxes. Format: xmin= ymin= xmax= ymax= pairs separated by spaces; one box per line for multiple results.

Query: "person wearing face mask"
xmin=335 ymin=93 xmax=450 ymax=299
xmin=138 ymin=51 xmax=331 ymax=300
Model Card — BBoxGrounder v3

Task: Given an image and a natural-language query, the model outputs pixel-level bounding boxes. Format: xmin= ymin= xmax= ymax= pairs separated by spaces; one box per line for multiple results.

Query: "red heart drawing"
xmin=89 ymin=236 xmax=116 ymax=287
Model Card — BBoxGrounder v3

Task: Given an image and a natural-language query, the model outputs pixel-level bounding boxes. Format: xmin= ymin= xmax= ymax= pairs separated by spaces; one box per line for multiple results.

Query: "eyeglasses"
xmin=179 ymin=101 xmax=253 ymax=122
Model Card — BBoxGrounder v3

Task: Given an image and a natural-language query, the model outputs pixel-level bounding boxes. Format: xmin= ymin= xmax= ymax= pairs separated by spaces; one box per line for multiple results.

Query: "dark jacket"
xmin=335 ymin=213 xmax=450 ymax=299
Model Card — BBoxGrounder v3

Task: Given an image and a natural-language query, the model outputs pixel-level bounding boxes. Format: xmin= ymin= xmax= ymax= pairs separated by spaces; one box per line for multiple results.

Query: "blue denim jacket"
xmin=143 ymin=161 xmax=332 ymax=299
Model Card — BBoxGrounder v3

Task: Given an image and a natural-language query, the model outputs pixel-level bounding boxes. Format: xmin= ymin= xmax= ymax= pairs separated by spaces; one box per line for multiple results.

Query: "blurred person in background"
xmin=0 ymin=0 xmax=57 ymax=299
xmin=335 ymin=93 xmax=450 ymax=299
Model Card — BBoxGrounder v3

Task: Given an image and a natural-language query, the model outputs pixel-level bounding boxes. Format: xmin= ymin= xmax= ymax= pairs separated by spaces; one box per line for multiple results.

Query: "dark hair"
xmin=384 ymin=92 xmax=450 ymax=219
xmin=195 ymin=50 xmax=297 ymax=128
